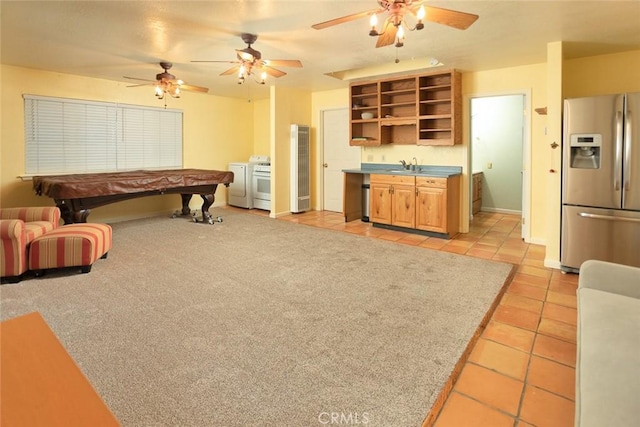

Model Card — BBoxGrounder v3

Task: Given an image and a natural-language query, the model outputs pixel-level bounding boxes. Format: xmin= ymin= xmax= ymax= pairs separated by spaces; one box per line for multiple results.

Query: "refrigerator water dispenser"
xmin=569 ymin=134 xmax=601 ymax=169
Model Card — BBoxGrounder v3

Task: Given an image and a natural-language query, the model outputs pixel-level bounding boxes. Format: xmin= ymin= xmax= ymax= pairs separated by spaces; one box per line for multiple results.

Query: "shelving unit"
xmin=418 ymin=71 xmax=461 ymax=145
xmin=350 ymin=81 xmax=380 ymax=146
xmin=349 ymin=69 xmax=461 ymax=146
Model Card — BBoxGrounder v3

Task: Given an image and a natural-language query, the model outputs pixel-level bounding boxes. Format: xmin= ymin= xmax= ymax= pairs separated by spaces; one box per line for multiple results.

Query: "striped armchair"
xmin=1 ymin=207 xmax=61 ymax=283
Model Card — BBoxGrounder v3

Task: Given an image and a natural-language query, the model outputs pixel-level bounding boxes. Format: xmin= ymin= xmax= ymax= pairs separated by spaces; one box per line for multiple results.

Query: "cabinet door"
xmin=416 ymin=186 xmax=447 ymax=232
xmin=370 ymin=182 xmax=392 ymax=224
xmin=392 ymin=184 xmax=416 ymax=228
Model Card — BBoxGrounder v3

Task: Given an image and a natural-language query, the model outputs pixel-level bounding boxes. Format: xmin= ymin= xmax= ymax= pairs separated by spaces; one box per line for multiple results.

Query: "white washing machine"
xmin=228 ymin=155 xmax=269 ymax=208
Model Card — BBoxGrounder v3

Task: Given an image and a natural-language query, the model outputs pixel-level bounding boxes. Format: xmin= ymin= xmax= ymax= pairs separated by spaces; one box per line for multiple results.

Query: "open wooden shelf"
xmin=349 ymin=69 xmax=461 ymax=146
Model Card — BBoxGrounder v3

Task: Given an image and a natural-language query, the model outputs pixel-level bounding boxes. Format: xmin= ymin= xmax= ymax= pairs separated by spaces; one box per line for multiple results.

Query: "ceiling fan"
xmin=192 ymin=33 xmax=303 ymax=84
xmin=312 ymin=0 xmax=479 ymax=48
xmin=124 ymin=62 xmax=209 ymax=99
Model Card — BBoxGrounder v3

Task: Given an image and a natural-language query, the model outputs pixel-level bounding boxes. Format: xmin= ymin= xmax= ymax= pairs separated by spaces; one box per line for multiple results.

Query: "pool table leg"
xmin=57 ymin=201 xmax=90 ymax=224
xmin=199 ymin=193 xmax=214 ymax=223
xmin=179 ymin=194 xmax=192 ymax=216
xmin=180 ymin=192 xmax=215 ymax=223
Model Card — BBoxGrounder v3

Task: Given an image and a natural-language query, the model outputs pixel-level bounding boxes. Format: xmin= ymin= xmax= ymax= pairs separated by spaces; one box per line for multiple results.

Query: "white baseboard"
xmin=529 ymin=237 xmax=546 ymax=246
xmin=544 ymin=258 xmax=562 ymax=270
xmin=480 ymin=207 xmax=522 ymax=215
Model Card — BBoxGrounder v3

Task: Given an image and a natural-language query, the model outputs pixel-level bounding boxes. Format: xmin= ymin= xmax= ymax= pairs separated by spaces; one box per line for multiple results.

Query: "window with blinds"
xmin=24 ymin=94 xmax=183 ymax=175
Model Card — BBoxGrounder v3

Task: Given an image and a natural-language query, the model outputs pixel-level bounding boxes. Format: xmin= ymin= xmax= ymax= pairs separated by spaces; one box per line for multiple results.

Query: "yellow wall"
xmin=270 ymin=86 xmax=312 ymax=217
xmin=564 ymin=50 xmax=640 ymax=97
xmin=545 ymin=42 xmax=564 ymax=268
xmin=0 ymin=64 xmax=252 ymax=222
xmin=305 ymin=49 xmax=640 ymax=257
xmin=463 ymin=63 xmax=548 ymax=241
xmin=4 ymin=49 xmax=639 ymax=263
xmin=252 ymin=98 xmax=270 ymax=156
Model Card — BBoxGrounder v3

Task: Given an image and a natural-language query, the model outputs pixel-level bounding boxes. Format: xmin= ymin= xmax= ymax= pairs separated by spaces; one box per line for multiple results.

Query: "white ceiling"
xmin=2 ymin=1 xmax=640 ymax=100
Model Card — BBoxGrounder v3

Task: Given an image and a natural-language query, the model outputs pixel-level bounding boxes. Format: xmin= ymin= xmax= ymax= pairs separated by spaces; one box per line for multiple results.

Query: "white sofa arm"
xmin=579 ymin=260 xmax=640 ymax=299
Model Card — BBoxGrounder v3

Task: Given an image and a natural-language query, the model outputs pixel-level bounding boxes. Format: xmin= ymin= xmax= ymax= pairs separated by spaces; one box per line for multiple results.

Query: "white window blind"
xmin=24 ymin=95 xmax=183 ymax=175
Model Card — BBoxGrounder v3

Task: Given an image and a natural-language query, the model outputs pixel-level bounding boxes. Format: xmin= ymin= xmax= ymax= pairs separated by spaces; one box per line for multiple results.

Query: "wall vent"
xmin=291 ymin=124 xmax=310 ymax=213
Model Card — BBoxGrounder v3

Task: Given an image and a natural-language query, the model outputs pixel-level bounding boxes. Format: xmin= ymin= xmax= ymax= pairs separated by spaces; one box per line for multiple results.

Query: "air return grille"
xmin=291 ymin=124 xmax=310 ymax=213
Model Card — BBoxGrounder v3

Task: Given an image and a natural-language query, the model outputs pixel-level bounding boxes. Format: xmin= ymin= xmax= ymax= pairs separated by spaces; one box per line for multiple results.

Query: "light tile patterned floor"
xmin=230 ymin=207 xmax=578 ymax=427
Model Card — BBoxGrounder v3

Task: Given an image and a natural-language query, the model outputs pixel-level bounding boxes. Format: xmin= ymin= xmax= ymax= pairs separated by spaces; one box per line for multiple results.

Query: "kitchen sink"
xmin=384 ymin=169 xmax=420 ymax=174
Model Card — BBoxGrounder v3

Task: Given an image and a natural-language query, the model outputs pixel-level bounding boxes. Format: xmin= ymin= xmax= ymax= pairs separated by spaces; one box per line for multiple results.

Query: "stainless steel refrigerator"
xmin=561 ymin=93 xmax=640 ymax=272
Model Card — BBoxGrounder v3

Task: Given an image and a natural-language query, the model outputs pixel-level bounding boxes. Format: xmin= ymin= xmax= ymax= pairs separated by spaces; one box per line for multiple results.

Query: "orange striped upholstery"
xmin=1 ymin=207 xmax=61 ymax=282
xmin=29 ymin=224 xmax=112 ymax=273
xmin=1 ymin=207 xmax=61 ymax=225
xmin=1 ymin=220 xmax=27 ymax=278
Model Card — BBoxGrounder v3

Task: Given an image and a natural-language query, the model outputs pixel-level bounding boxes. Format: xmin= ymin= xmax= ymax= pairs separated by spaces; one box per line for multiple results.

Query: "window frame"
xmin=23 ymin=94 xmax=183 ymax=176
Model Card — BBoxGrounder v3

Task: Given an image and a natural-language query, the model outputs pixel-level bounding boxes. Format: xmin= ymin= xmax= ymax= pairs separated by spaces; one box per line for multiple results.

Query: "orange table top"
xmin=1 ymin=312 xmax=119 ymax=426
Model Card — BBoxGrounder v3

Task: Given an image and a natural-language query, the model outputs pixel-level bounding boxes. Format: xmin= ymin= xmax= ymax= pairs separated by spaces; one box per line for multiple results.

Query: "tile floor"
xmin=232 ymin=207 xmax=578 ymax=427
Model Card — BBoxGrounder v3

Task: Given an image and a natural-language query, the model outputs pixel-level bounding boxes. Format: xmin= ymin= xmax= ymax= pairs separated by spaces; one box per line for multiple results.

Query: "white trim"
xmin=466 ymin=89 xmax=532 ymax=243
xmin=544 ymin=258 xmax=561 ymax=270
xmin=479 ymin=207 xmax=522 ymax=215
xmin=530 ymin=237 xmax=546 ymax=246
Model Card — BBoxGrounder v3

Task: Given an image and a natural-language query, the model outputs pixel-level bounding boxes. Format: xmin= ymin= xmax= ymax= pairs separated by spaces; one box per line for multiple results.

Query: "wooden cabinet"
xmin=349 ymin=69 xmax=461 ymax=146
xmin=369 ymin=174 xmax=416 ymax=227
xmin=472 ymin=172 xmax=483 ymax=214
xmin=416 ymin=176 xmax=460 ymax=235
xmin=418 ymin=71 xmax=461 ymax=145
xmin=350 ymin=81 xmax=380 ymax=146
xmin=370 ymin=173 xmax=460 ymax=238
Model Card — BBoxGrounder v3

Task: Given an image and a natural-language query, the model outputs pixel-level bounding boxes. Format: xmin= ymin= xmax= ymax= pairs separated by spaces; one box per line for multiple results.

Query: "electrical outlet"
xmin=367 ymin=154 xmax=373 ymax=162
xmin=381 ymin=154 xmax=386 ymax=162
xmin=487 ymin=162 xmax=493 ymax=169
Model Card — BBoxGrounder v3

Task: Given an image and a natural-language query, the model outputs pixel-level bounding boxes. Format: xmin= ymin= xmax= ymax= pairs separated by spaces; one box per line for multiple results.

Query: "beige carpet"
xmin=0 ymin=208 xmax=514 ymax=426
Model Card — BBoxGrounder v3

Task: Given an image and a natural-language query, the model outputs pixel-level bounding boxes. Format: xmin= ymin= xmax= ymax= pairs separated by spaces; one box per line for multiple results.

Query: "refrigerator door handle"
xmin=624 ymin=109 xmax=632 ymax=192
xmin=615 ymin=110 xmax=624 ymax=191
xmin=578 ymin=212 xmax=640 ymax=223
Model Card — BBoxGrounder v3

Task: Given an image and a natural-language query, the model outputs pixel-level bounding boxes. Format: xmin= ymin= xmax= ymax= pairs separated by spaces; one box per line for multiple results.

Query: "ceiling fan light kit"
xmin=313 ymin=0 xmax=478 ymax=49
xmin=368 ymin=3 xmax=425 ymax=47
xmin=192 ymin=33 xmax=302 ymax=86
xmin=124 ymin=61 xmax=208 ymax=105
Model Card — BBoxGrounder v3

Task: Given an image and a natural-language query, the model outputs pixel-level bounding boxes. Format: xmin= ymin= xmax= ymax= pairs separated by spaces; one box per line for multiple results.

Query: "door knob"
xmin=323 ymin=163 xmax=328 ymax=168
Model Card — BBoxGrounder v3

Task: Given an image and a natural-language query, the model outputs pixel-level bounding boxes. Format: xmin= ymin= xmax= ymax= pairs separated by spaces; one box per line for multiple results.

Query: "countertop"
xmin=343 ymin=163 xmax=463 ymax=178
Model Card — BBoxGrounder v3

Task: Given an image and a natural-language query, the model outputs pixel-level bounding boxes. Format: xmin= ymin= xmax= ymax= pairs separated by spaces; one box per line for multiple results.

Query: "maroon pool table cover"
xmin=33 ymin=169 xmax=234 ymax=199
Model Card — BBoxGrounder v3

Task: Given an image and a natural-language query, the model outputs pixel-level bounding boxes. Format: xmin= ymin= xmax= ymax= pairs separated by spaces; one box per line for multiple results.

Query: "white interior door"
xmin=321 ymin=108 xmax=360 ymax=212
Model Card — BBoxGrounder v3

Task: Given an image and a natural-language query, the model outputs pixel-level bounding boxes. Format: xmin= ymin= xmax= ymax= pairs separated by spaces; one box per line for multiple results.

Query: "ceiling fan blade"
xmin=123 ymin=76 xmax=156 ymax=83
xmin=126 ymin=83 xmax=154 ymax=88
xmin=263 ymin=59 xmax=303 ymax=68
xmin=220 ymin=66 xmax=241 ymax=76
xmin=236 ymin=50 xmax=256 ymax=62
xmin=376 ymin=21 xmax=397 ymax=48
xmin=191 ymin=60 xmax=238 ymax=64
xmin=179 ymin=84 xmax=209 ymax=93
xmin=312 ymin=8 xmax=381 ymax=30
xmin=423 ymin=5 xmax=479 ymax=30
xmin=261 ymin=66 xmax=286 ymax=78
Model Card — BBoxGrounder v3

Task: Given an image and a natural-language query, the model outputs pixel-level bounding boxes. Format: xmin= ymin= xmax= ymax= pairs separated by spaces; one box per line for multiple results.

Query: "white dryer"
xmin=228 ymin=155 xmax=269 ymax=209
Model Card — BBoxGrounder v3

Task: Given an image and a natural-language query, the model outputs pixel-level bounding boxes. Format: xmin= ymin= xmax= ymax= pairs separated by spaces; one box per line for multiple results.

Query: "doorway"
xmin=320 ymin=108 xmax=360 ymax=212
xmin=470 ymin=93 xmax=530 ymax=241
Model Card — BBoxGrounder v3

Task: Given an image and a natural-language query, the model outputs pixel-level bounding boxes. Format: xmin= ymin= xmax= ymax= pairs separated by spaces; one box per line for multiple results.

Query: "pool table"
xmin=33 ymin=169 xmax=234 ymax=224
